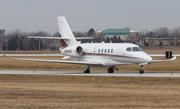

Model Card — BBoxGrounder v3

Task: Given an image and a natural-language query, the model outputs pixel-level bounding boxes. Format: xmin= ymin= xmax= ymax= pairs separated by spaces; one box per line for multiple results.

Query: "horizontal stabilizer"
xmin=27 ymin=36 xmax=71 ymax=40
xmin=27 ymin=36 xmax=94 ymax=40
xmin=152 ymin=56 xmax=177 ymax=63
xmin=4 ymin=55 xmax=101 ymax=66
xmin=75 ymin=37 xmax=95 ymax=40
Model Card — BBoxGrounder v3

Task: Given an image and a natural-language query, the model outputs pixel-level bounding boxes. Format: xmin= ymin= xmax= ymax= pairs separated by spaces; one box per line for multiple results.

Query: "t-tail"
xmin=27 ymin=16 xmax=93 ymax=48
xmin=57 ymin=16 xmax=80 ymax=48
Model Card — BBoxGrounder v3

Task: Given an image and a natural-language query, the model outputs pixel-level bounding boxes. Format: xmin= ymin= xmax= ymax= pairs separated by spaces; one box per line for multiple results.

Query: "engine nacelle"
xmin=61 ymin=45 xmax=84 ymax=57
xmin=75 ymin=46 xmax=83 ymax=55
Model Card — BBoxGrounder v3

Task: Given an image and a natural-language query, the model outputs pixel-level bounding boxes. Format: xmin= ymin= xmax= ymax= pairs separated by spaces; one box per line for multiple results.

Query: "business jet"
xmin=4 ymin=16 xmax=176 ymax=74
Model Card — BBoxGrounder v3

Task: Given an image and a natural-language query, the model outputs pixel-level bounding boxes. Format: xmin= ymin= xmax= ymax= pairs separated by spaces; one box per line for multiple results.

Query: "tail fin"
xmin=57 ymin=16 xmax=79 ymax=47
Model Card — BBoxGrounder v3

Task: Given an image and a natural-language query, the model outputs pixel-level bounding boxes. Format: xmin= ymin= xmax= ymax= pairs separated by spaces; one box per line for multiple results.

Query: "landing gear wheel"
xmin=139 ymin=70 xmax=144 ymax=74
xmin=84 ymin=69 xmax=90 ymax=73
xmin=107 ymin=68 xmax=114 ymax=73
xmin=139 ymin=65 xmax=144 ymax=74
xmin=84 ymin=65 xmax=90 ymax=73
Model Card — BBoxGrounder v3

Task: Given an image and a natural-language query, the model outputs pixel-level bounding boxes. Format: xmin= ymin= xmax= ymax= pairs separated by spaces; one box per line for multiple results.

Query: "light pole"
xmin=6 ymin=40 xmax=7 ymax=51
xmin=39 ymin=39 xmax=40 ymax=50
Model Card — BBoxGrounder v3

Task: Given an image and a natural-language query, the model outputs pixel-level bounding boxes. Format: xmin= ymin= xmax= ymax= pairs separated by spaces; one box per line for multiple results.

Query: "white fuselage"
xmin=61 ymin=43 xmax=153 ymax=67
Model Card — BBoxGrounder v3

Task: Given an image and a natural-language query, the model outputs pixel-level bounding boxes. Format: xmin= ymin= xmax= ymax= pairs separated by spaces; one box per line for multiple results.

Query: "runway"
xmin=0 ymin=70 xmax=179 ymax=77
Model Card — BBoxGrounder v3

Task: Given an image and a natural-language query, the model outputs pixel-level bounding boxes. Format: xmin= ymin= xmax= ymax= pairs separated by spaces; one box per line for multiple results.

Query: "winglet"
xmin=170 ymin=56 xmax=177 ymax=61
xmin=152 ymin=56 xmax=177 ymax=63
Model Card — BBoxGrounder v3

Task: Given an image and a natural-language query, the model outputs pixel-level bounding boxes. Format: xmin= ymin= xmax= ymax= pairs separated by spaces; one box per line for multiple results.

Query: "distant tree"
xmin=7 ymin=36 xmax=19 ymax=50
xmin=105 ymin=37 xmax=110 ymax=43
xmin=73 ymin=31 xmax=85 ymax=37
xmin=29 ymin=39 xmax=43 ymax=50
xmin=2 ymin=42 xmax=6 ymax=51
xmin=153 ymin=27 xmax=170 ymax=38
xmin=118 ymin=36 xmax=123 ymax=43
xmin=29 ymin=39 xmax=36 ymax=50
xmin=52 ymin=31 xmax=59 ymax=37
xmin=87 ymin=28 xmax=95 ymax=36
xmin=159 ymin=41 xmax=163 ymax=49
xmin=171 ymin=27 xmax=180 ymax=38
xmin=113 ymin=36 xmax=118 ymax=43
xmin=144 ymin=42 xmax=149 ymax=46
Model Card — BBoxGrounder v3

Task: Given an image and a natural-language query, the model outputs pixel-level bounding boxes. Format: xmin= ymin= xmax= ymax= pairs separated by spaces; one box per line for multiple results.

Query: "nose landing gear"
xmin=84 ymin=65 xmax=90 ymax=73
xmin=139 ymin=65 xmax=144 ymax=74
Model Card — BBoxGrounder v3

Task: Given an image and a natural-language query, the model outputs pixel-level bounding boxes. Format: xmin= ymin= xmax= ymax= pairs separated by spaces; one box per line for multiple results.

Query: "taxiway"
xmin=0 ymin=70 xmax=179 ymax=77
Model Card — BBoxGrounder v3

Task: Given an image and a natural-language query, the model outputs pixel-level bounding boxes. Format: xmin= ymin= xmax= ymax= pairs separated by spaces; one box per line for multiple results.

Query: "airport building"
xmin=95 ymin=28 xmax=138 ymax=42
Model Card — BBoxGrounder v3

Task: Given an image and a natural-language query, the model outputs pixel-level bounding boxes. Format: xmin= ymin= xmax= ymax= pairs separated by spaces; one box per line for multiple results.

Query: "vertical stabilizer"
xmin=57 ymin=16 xmax=78 ymax=47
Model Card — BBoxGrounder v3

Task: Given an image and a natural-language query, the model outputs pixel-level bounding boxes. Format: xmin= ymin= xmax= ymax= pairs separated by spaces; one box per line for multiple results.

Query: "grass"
xmin=142 ymin=46 xmax=180 ymax=54
xmin=0 ymin=74 xmax=180 ymax=109
xmin=0 ymin=56 xmax=179 ymax=72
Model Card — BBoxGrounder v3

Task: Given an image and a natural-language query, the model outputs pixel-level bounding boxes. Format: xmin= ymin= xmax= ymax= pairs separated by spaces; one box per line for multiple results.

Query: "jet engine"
xmin=75 ymin=46 xmax=83 ymax=55
xmin=61 ymin=45 xmax=84 ymax=57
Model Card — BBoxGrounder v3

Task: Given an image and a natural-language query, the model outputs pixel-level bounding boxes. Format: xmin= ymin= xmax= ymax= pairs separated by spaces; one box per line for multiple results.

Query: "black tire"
xmin=108 ymin=68 xmax=111 ymax=73
xmin=84 ymin=69 xmax=90 ymax=73
xmin=87 ymin=69 xmax=90 ymax=73
xmin=108 ymin=68 xmax=114 ymax=73
xmin=111 ymin=69 xmax=114 ymax=73
xmin=139 ymin=70 xmax=144 ymax=74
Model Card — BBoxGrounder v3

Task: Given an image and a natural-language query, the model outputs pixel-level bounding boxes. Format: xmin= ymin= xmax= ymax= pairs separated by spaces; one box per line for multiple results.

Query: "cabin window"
xmin=126 ymin=47 xmax=131 ymax=51
xmin=101 ymin=49 xmax=103 ymax=53
xmin=98 ymin=49 xmax=100 ymax=53
xmin=108 ymin=49 xmax=110 ymax=53
xmin=111 ymin=49 xmax=113 ymax=53
xmin=132 ymin=47 xmax=140 ymax=51
xmin=105 ymin=49 xmax=107 ymax=53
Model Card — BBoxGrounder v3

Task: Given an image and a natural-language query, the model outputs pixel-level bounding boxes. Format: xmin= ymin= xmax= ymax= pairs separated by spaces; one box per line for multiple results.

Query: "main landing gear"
xmin=139 ymin=65 xmax=144 ymax=74
xmin=107 ymin=66 xmax=119 ymax=73
xmin=84 ymin=65 xmax=90 ymax=73
xmin=108 ymin=67 xmax=114 ymax=73
xmin=84 ymin=66 xmax=119 ymax=73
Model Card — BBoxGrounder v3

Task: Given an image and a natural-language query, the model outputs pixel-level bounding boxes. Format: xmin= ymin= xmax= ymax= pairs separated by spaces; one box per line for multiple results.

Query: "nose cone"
xmin=144 ymin=55 xmax=153 ymax=63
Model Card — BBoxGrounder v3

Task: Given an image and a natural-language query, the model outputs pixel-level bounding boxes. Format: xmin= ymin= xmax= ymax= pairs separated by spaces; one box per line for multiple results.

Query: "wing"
xmin=4 ymin=55 xmax=101 ymax=66
xmin=152 ymin=56 xmax=177 ymax=63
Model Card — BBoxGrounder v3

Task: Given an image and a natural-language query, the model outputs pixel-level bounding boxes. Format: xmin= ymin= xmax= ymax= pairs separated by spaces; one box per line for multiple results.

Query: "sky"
xmin=0 ymin=0 xmax=180 ymax=34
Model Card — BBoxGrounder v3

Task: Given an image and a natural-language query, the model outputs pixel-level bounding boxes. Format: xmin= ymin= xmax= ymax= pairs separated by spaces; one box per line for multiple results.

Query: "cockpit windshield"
xmin=132 ymin=47 xmax=140 ymax=51
xmin=138 ymin=47 xmax=144 ymax=51
xmin=126 ymin=47 xmax=143 ymax=52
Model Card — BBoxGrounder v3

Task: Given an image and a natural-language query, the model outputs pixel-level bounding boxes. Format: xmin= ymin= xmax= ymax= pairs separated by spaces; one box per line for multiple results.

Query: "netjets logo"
xmin=65 ymin=50 xmax=72 ymax=53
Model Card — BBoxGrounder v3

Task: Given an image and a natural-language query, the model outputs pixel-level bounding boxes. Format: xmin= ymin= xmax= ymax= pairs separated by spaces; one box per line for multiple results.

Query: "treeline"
xmin=2 ymin=36 xmax=43 ymax=51
xmin=1 ymin=30 xmax=51 ymax=51
xmin=139 ymin=27 xmax=180 ymax=38
xmin=1 ymin=28 xmax=99 ymax=51
xmin=2 ymin=27 xmax=180 ymax=51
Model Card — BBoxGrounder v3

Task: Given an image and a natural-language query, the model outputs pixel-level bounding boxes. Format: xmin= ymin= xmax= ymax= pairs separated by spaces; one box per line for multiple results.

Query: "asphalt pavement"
xmin=0 ymin=70 xmax=179 ymax=77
